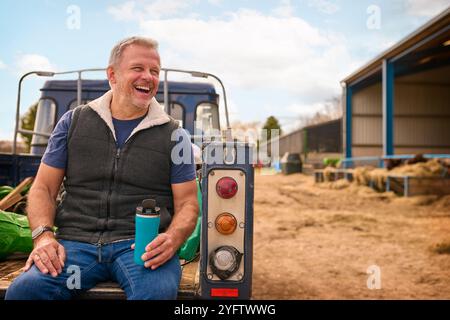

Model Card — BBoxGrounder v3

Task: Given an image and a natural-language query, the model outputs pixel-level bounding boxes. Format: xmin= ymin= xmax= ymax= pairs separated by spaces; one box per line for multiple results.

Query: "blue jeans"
xmin=5 ymin=239 xmax=181 ymax=300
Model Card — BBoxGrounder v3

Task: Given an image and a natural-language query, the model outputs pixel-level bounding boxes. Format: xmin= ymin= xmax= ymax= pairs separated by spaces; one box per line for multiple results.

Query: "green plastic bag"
xmin=0 ymin=210 xmax=33 ymax=260
xmin=177 ymin=178 xmax=202 ymax=261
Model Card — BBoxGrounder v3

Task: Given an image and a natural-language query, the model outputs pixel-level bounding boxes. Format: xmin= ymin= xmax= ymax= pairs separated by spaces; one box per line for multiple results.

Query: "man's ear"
xmin=107 ymin=66 xmax=116 ymax=85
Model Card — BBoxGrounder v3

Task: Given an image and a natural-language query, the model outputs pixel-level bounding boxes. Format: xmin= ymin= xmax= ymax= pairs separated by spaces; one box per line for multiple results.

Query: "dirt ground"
xmin=252 ymin=172 xmax=450 ymax=299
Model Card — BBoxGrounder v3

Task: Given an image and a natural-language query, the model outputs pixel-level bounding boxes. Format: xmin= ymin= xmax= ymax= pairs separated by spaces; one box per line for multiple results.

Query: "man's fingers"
xmin=37 ymin=251 xmax=58 ymax=277
xmin=42 ymin=245 xmax=63 ymax=274
xmin=143 ymin=233 xmax=176 ymax=269
xmin=23 ymin=256 xmax=33 ymax=272
xmin=142 ymin=245 xmax=164 ymax=261
xmin=131 ymin=243 xmax=135 ymax=250
xmin=145 ymin=235 xmax=165 ymax=251
xmin=57 ymin=245 xmax=66 ymax=268
xmin=143 ymin=244 xmax=176 ymax=269
xmin=33 ymin=255 xmax=49 ymax=274
xmin=24 ymin=239 xmax=65 ymax=275
xmin=144 ymin=251 xmax=170 ymax=270
xmin=48 ymin=251 xmax=62 ymax=273
xmin=150 ymin=262 xmax=163 ymax=270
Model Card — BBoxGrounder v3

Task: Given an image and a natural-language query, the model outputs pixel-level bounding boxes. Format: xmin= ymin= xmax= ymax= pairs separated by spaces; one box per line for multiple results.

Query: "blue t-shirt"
xmin=42 ymin=110 xmax=196 ymax=184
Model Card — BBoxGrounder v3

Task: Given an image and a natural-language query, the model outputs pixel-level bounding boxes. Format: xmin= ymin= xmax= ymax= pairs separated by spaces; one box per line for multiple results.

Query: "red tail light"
xmin=211 ymin=288 xmax=239 ymax=298
xmin=216 ymin=176 xmax=238 ymax=199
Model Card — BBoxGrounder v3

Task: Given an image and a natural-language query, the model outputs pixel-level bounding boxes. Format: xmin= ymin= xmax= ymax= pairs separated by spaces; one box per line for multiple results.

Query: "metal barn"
xmin=341 ymin=8 xmax=450 ymax=166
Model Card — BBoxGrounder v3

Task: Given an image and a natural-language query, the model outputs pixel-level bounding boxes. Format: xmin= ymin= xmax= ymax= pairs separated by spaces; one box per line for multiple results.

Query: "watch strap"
xmin=32 ymin=226 xmax=54 ymax=240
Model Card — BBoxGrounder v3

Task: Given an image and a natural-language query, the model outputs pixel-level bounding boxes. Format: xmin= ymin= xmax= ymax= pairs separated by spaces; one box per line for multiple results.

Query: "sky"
xmin=0 ymin=0 xmax=449 ymax=140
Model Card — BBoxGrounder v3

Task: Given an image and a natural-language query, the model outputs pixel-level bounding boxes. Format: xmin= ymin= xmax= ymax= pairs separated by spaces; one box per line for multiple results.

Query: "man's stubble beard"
xmin=115 ymin=84 xmax=150 ymax=111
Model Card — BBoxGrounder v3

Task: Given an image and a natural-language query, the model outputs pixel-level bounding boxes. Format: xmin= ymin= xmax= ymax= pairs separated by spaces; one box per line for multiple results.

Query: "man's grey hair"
xmin=109 ymin=36 xmax=159 ymax=66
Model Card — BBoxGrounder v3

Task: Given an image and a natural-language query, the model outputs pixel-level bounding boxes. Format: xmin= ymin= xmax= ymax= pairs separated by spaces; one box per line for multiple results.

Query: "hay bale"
xmin=368 ymin=168 xmax=389 ymax=191
xmin=393 ymin=195 xmax=439 ymax=206
xmin=391 ymin=158 xmax=444 ymax=177
xmin=323 ymin=166 xmax=336 ymax=182
xmin=353 ymin=166 xmax=375 ymax=186
xmin=331 ymin=179 xmax=350 ymax=190
xmin=345 ymin=159 xmax=445 ymax=193
xmin=314 ymin=179 xmax=350 ymax=190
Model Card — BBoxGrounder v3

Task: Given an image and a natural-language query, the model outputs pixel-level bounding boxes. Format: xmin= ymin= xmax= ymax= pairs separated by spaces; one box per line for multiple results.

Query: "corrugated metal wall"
xmin=278 ymin=130 xmax=304 ymax=156
xmin=350 ymin=66 xmax=450 ymax=156
xmin=394 ymin=80 xmax=450 ymax=154
xmin=351 ymin=83 xmax=382 ymax=157
xmin=307 ymin=120 xmax=342 ymax=153
xmin=261 ymin=120 xmax=342 ymax=160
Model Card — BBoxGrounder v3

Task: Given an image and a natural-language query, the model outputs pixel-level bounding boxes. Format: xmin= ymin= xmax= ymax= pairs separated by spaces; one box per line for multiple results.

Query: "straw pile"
xmin=389 ymin=158 xmax=444 ymax=177
xmin=352 ymin=159 xmax=446 ymax=190
xmin=316 ymin=179 xmax=351 ymax=190
xmin=352 ymin=166 xmax=375 ymax=186
xmin=368 ymin=168 xmax=389 ymax=191
xmin=323 ymin=166 xmax=336 ymax=182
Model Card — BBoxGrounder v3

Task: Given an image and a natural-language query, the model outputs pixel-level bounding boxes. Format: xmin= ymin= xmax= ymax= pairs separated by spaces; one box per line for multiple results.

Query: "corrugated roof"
xmin=341 ymin=7 xmax=450 ymax=84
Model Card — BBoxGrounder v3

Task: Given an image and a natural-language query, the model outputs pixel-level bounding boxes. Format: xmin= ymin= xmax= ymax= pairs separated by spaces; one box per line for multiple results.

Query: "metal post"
xmin=13 ymin=71 xmax=53 ymax=154
xmin=303 ymin=129 xmax=308 ymax=163
xmin=211 ymin=74 xmax=230 ymax=130
xmin=404 ymin=176 xmax=409 ymax=197
xmin=164 ymin=70 xmax=169 ymax=114
xmin=345 ymin=84 xmax=352 ymax=159
xmin=160 ymin=68 xmax=231 ymax=141
xmin=382 ymin=59 xmax=394 ymax=156
xmin=13 ymin=73 xmax=27 ymax=155
xmin=13 ymin=69 xmax=103 ymax=155
xmin=161 ymin=68 xmax=230 ymax=129
xmin=77 ymin=71 xmax=82 ymax=106
xmin=198 ymin=72 xmax=230 ymax=140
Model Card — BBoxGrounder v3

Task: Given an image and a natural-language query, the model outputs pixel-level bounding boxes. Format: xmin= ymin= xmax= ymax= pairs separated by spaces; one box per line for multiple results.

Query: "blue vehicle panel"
xmin=1 ymin=79 xmax=219 ymax=186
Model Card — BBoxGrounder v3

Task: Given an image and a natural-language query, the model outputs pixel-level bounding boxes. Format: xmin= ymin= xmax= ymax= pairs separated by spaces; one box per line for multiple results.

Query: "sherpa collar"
xmin=87 ymin=90 xmax=170 ymax=142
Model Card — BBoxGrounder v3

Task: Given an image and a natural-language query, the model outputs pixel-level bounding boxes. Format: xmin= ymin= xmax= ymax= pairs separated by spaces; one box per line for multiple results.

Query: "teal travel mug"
xmin=134 ymin=199 xmax=160 ymax=265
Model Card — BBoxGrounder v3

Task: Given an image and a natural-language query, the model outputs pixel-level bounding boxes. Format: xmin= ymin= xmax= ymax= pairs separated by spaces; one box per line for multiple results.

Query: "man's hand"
xmin=130 ymin=179 xmax=199 ymax=270
xmin=131 ymin=233 xmax=177 ymax=270
xmin=24 ymin=162 xmax=65 ymax=276
xmin=23 ymin=233 xmax=66 ymax=277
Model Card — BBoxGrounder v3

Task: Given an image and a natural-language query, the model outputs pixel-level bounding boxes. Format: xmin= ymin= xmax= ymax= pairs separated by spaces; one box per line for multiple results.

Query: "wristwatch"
xmin=31 ymin=226 xmax=54 ymax=240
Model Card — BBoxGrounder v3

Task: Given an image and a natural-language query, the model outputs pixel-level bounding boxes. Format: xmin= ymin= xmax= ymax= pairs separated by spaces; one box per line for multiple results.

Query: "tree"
xmin=258 ymin=116 xmax=282 ymax=162
xmin=261 ymin=116 xmax=282 ymax=142
xmin=20 ymin=101 xmax=38 ymax=152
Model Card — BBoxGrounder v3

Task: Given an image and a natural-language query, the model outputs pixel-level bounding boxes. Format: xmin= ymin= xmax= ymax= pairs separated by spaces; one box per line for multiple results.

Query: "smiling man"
xmin=5 ymin=37 xmax=199 ymax=300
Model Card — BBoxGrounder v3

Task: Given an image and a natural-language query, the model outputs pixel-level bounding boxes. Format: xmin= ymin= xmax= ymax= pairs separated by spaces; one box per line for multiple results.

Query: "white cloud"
xmin=281 ymin=101 xmax=336 ymax=131
xmin=226 ymin=98 xmax=240 ymax=123
xmin=0 ymin=59 xmax=6 ymax=69
xmin=143 ymin=0 xmax=194 ymax=19
xmin=107 ymin=1 xmax=136 ymax=21
xmin=362 ymin=37 xmax=398 ymax=55
xmin=207 ymin=0 xmax=222 ymax=6
xmin=286 ymin=101 xmax=327 ymax=116
xmin=139 ymin=9 xmax=354 ymax=102
xmin=273 ymin=0 xmax=295 ymax=17
xmin=108 ymin=0 xmax=197 ymax=21
xmin=405 ymin=0 xmax=449 ymax=17
xmin=15 ymin=53 xmax=55 ymax=75
xmin=307 ymin=0 xmax=340 ymax=15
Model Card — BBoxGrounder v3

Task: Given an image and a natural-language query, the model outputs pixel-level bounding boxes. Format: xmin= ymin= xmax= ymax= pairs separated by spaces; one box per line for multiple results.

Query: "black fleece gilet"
xmin=55 ymin=105 xmax=179 ymax=244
